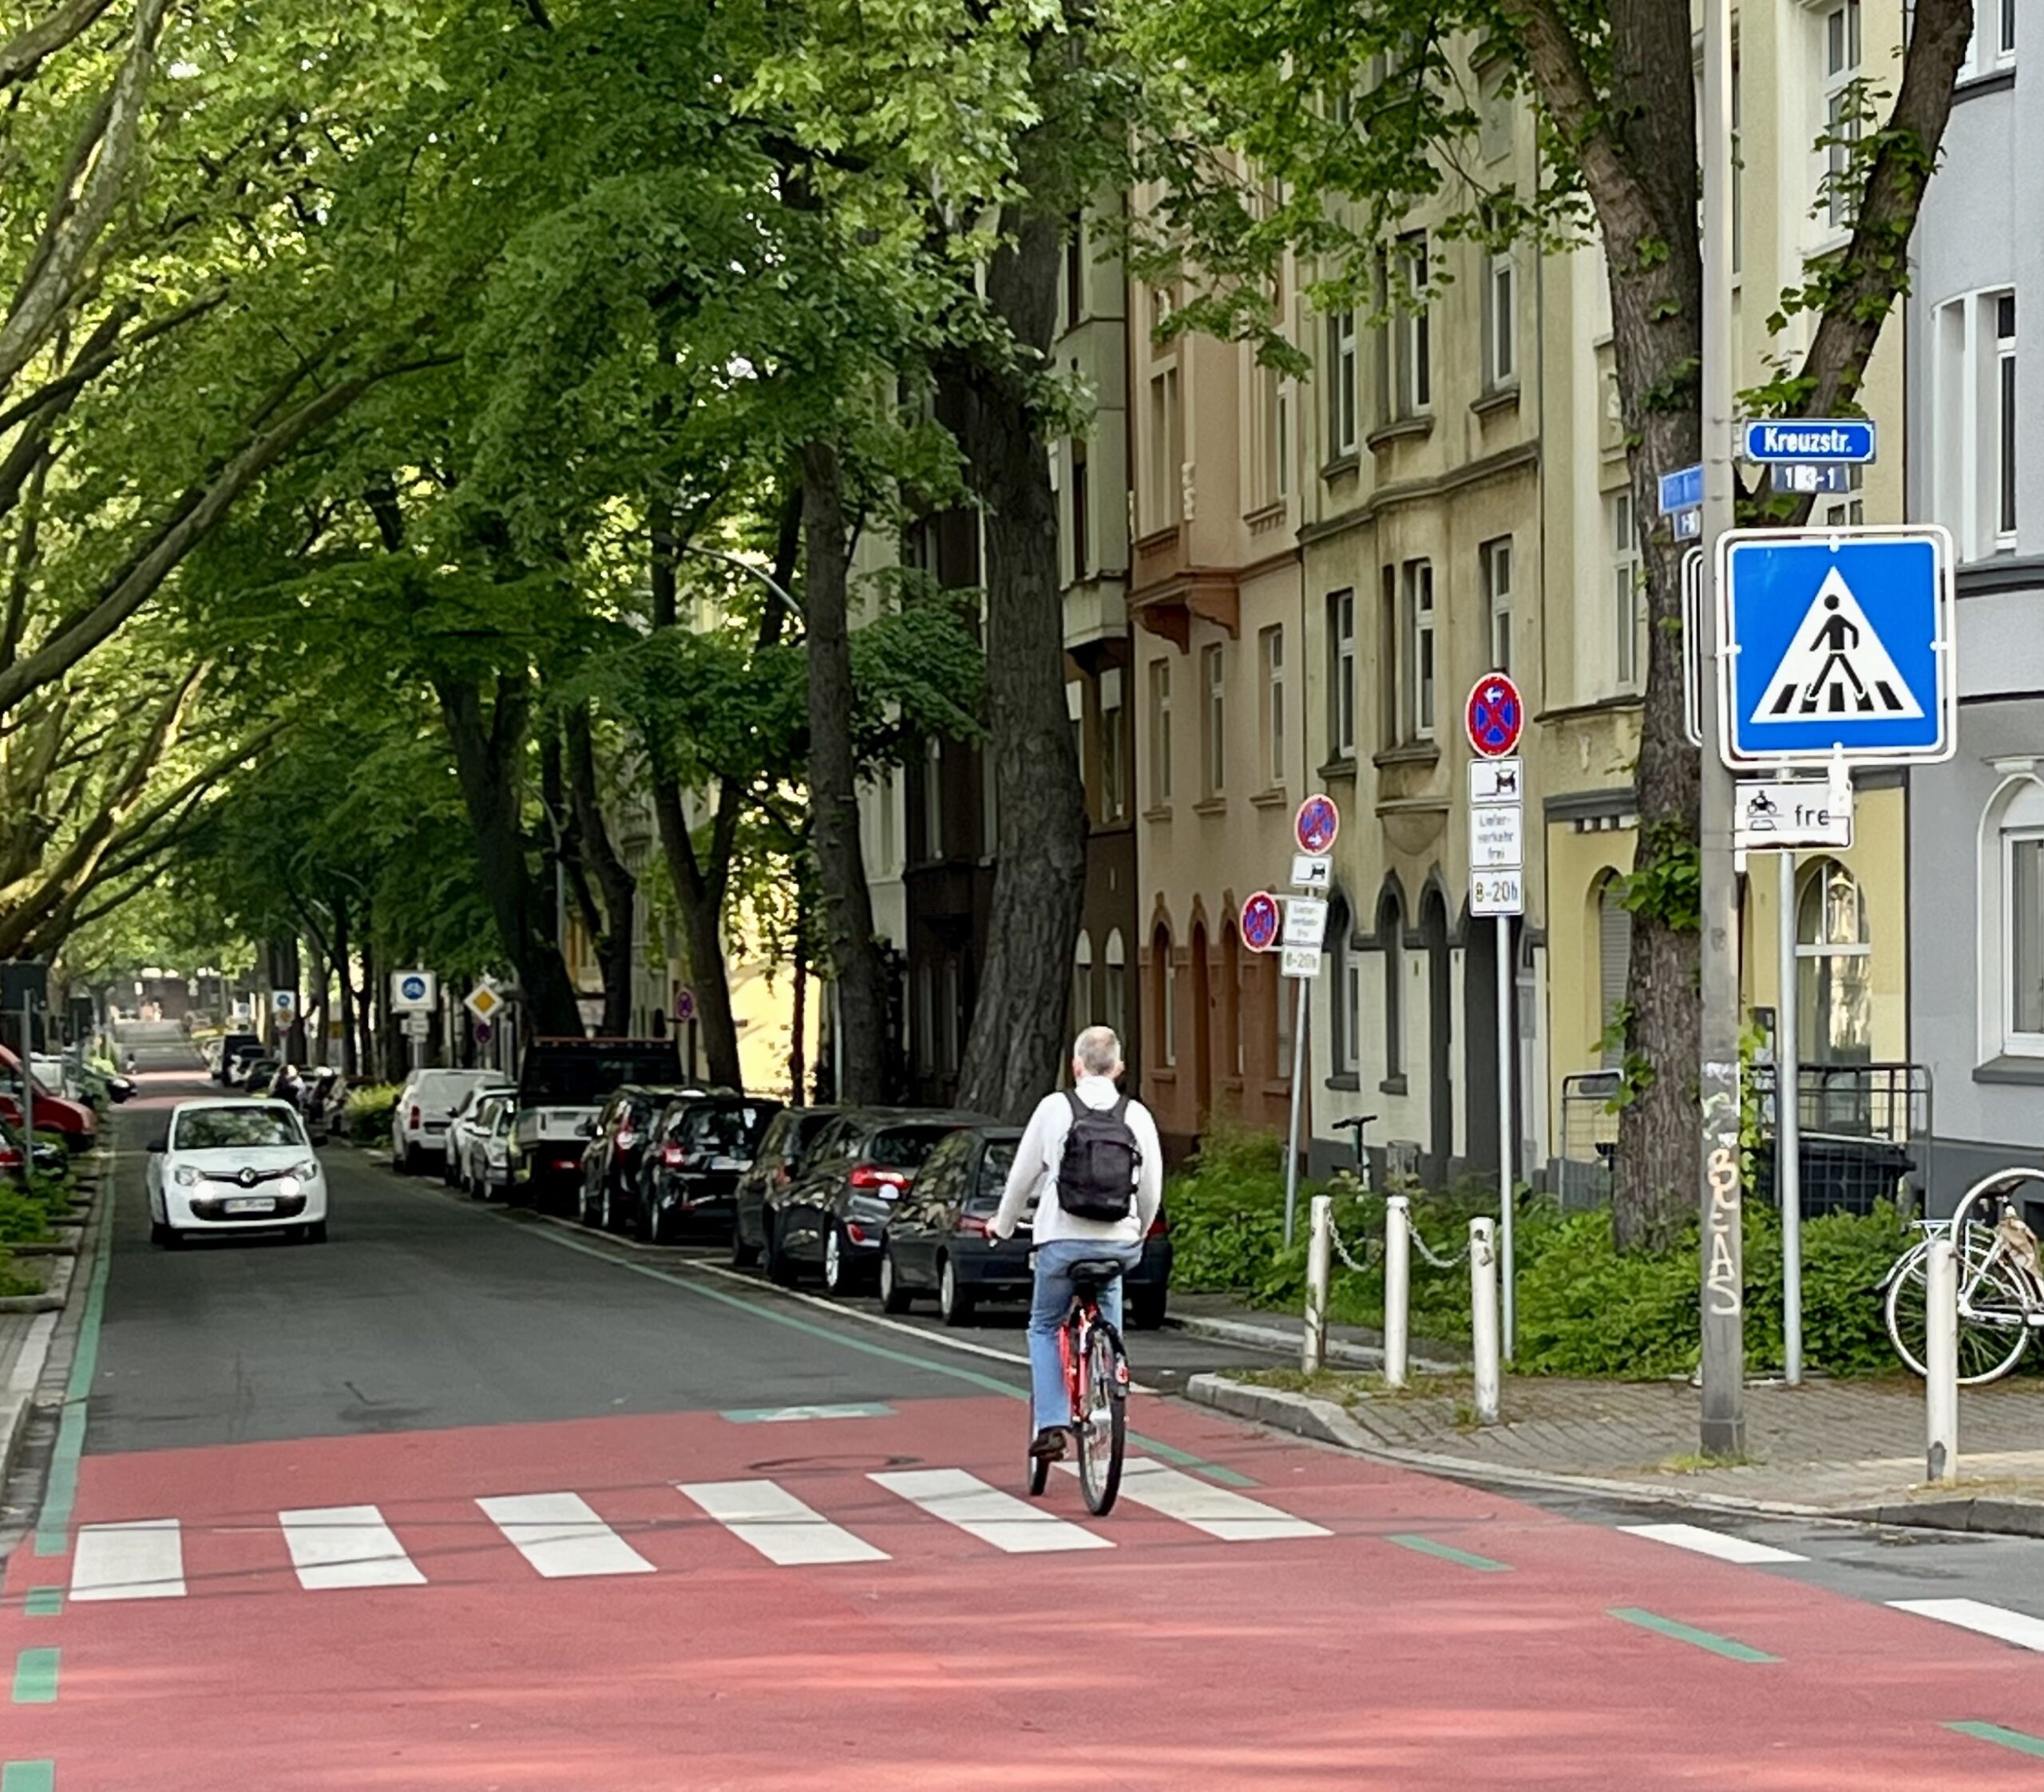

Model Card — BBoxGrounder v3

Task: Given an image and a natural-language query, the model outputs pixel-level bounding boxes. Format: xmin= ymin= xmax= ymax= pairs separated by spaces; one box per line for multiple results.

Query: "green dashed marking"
xmin=1385 ymin=1533 xmax=1511 ymax=1572
xmin=2 ymin=1763 xmax=55 ymax=1792
xmin=1947 ymin=1721 xmax=2044 ymax=1759
xmin=34 ymin=1169 xmax=115 ymax=1557
xmin=10 ymin=1649 xmax=58 ymax=1706
xmin=20 ymin=1592 xmax=61 ymax=1620
xmin=1607 ymin=1607 xmax=1778 ymax=1663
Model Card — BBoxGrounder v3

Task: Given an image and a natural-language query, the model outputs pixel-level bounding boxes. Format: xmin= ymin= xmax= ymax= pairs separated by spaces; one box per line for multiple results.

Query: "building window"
xmin=1378 ymin=565 xmax=1399 ymax=751
xmin=1329 ymin=897 xmax=1359 ymax=1075
xmin=1099 ymin=668 xmax=1127 ymax=823
xmin=1147 ymin=658 xmax=1172 ymax=806
xmin=1151 ymin=924 xmax=1177 ymax=1068
xmin=1146 ymin=365 xmax=1181 ymax=532
xmin=1796 ymin=858 xmax=1873 ymax=1065
xmin=1327 ymin=310 xmax=1358 ymax=458
xmin=1959 ymin=0 xmax=2015 ymax=79
xmin=1933 ymin=288 xmax=2020 ymax=560
xmin=1483 ymin=239 xmax=1517 ymax=389
xmin=1201 ymin=642 xmax=1226 ymax=798
xmin=1378 ymin=887 xmax=1405 ymax=1082
xmin=2007 ymin=835 xmax=2044 ymax=1046
xmin=921 ymin=737 xmax=944 ymax=860
xmin=1072 ymin=931 xmax=1094 ymax=1034
xmin=1821 ymin=0 xmax=1863 ymax=232
xmin=1597 ymin=878 xmax=1632 ymax=1069
xmin=1259 ymin=624 xmax=1285 ymax=790
xmin=1069 ymin=437 xmax=1091 ymax=581
xmin=1392 ymin=232 xmax=1431 ymax=418
xmin=1104 ymin=929 xmax=1127 ymax=1045
xmin=1404 ymin=558 xmax=1436 ymax=740
xmin=1480 ymin=537 xmax=1513 ymax=674
xmin=1327 ymin=589 xmax=1357 ymax=759
xmin=1610 ymin=490 xmax=1639 ymax=688
xmin=1065 ymin=213 xmax=1084 ymax=328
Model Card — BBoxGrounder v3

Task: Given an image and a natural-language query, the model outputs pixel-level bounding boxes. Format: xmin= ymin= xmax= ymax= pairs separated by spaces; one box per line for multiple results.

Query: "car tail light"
xmin=1147 ymin=1213 xmax=1169 ymax=1240
xmin=660 ymin=1143 xmax=683 ymax=1168
xmin=848 ymin=1164 xmax=909 ymax=1191
xmin=774 ymin=1162 xmax=791 ymax=1183
xmin=409 ymin=1104 xmax=422 ymax=1128
xmin=846 ymin=1221 xmax=868 ymax=1244
xmin=955 ymin=1215 xmax=990 ymax=1238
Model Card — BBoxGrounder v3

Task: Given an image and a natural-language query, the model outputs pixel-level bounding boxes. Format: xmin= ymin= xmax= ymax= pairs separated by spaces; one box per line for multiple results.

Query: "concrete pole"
xmin=21 ymin=994 xmax=34 ymax=1185
xmin=1697 ymin=0 xmax=1747 ymax=1458
xmin=1925 ymin=1235 xmax=1959 ymax=1485
xmin=1383 ymin=1194 xmax=1412 ymax=1389
xmin=1470 ymin=1216 xmax=1499 ymax=1425
xmin=1282 ymin=977 xmax=1309 ymax=1247
xmin=1496 ymin=913 xmax=1515 ymax=1361
xmin=1777 ymin=846 xmax=1804 ymax=1386
xmin=1302 ymin=1192 xmax=1333 ymax=1374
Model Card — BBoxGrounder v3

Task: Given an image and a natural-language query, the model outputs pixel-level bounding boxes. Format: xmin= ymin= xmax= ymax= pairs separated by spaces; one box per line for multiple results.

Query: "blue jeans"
xmin=1028 ymin=1239 xmax=1143 ymax=1432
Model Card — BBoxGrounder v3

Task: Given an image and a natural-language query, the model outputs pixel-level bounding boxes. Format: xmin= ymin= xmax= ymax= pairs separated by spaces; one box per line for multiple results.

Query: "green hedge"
xmin=1166 ymin=1128 xmax=1912 ymax=1378
xmin=344 ymin=1083 xmax=402 ymax=1144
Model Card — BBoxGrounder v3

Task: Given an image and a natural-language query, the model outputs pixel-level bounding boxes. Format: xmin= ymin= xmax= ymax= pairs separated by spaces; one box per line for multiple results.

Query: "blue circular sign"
xmin=1240 ymin=892 xmax=1281 ymax=953
xmin=1465 ymin=672 xmax=1525 ymax=758
xmin=399 ymin=974 xmax=427 ymax=1001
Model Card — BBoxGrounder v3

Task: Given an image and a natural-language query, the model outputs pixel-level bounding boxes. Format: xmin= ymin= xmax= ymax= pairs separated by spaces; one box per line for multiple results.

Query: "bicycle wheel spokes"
xmin=1073 ymin=1318 xmax=1127 ymax=1516
xmin=1885 ymin=1245 xmax=2030 ymax=1386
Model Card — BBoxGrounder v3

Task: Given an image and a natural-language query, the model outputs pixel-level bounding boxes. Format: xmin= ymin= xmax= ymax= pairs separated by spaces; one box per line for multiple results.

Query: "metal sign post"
xmin=1777 ymin=843 xmax=1804 ymax=1386
xmin=1275 ymin=799 xmax=1339 ymax=1250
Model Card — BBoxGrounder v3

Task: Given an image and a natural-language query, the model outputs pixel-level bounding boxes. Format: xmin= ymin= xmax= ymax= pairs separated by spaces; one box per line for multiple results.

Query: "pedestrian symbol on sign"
xmin=1751 ymin=569 xmax=1923 ymax=722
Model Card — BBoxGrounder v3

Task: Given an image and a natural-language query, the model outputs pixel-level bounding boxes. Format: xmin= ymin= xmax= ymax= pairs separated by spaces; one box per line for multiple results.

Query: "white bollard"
xmin=1926 ymin=1235 xmax=1959 ymax=1486
xmin=1470 ymin=1216 xmax=1500 ymax=1425
xmin=1302 ymin=1193 xmax=1333 ymax=1375
xmin=1383 ymin=1195 xmax=1412 ymax=1390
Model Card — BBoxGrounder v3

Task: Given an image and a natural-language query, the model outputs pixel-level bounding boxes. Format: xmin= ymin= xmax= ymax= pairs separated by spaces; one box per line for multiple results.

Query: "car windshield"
xmin=969 ymin=1141 xmax=1019 ymax=1212
xmin=174 ymin=1108 xmax=303 ymax=1150
xmin=866 ymin=1124 xmax=958 ymax=1172
xmin=682 ymin=1103 xmax=780 ymax=1154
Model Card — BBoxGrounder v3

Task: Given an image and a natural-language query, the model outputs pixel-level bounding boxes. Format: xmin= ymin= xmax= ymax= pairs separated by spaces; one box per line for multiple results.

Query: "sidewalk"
xmin=1170 ymin=1291 xmax=2044 ymax=1534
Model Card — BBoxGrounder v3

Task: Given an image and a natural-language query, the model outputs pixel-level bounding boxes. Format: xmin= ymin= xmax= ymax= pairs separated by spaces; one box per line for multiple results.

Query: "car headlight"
xmin=277 ymin=1175 xmax=302 ymax=1197
xmin=293 ymin=1159 xmax=320 ymax=1180
xmin=172 ymin=1165 xmax=201 ymax=1187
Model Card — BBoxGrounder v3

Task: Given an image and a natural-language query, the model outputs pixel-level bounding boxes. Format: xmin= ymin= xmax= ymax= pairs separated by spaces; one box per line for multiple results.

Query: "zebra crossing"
xmin=57 ymin=1459 xmax=1332 ymax=1602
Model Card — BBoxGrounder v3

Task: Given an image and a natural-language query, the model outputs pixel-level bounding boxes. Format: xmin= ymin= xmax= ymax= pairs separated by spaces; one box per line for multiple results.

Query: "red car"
xmin=0 ymin=1045 xmax=97 ymax=1156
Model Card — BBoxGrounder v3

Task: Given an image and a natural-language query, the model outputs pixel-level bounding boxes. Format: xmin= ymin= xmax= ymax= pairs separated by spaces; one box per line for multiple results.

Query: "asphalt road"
xmin=12 ymin=1026 xmax=2044 ymax=1788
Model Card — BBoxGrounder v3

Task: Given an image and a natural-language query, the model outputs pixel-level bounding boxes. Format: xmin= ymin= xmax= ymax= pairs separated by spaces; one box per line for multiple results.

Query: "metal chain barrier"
xmin=1325 ymin=1204 xmax=1470 ymax=1275
xmin=1408 ymin=1227 xmax=1472 ymax=1271
xmin=1327 ymin=1215 xmax=1380 ymax=1275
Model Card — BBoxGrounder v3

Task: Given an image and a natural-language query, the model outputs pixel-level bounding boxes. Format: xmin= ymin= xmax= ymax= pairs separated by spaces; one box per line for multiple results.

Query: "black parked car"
xmin=637 ymin=1094 xmax=784 ymax=1244
xmin=214 ymin=1032 xmax=260 ymax=1085
xmin=764 ymin=1108 xmax=992 ymax=1294
xmin=577 ymin=1084 xmax=697 ymax=1235
xmin=731 ymin=1106 xmax=841 ymax=1267
xmin=878 ymin=1122 xmax=1175 ymax=1328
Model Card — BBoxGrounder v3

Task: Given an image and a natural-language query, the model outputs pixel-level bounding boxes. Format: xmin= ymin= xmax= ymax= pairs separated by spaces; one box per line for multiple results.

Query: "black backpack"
xmin=1056 ymin=1092 xmax=1141 ymax=1222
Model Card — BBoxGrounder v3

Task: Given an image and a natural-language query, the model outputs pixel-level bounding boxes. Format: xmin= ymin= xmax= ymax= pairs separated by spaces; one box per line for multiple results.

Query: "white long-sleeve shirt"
xmin=991 ymin=1075 xmax=1164 ymax=1247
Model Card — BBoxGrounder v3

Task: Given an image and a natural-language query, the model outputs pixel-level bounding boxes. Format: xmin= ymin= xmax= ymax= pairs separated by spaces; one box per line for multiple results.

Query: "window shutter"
xmin=1598 ymin=888 xmax=1633 ymax=1068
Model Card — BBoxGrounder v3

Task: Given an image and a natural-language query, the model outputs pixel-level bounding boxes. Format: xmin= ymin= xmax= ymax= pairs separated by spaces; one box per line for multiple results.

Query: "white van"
xmin=391 ymin=1068 xmax=505 ymax=1174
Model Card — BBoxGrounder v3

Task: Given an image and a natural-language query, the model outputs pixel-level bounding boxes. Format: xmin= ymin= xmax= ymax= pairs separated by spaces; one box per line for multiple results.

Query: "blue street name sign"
xmin=1740 ymin=419 xmax=1876 ymax=464
xmin=1717 ymin=526 xmax=1954 ymax=768
xmin=1658 ymin=463 xmax=1703 ymax=516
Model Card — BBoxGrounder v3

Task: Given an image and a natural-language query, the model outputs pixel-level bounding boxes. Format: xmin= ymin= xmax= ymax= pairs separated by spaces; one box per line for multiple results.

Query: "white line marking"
xmin=1618 ymin=1522 xmax=1807 ymax=1565
xmin=1057 ymin=1457 xmax=1331 ymax=1540
xmin=280 ymin=1505 xmax=427 ymax=1588
xmin=677 ymin=1480 xmax=889 ymax=1566
xmin=1889 ymin=1598 xmax=2044 ymax=1652
xmin=871 ymin=1468 xmax=1112 ymax=1554
xmin=70 ymin=1518 xmax=186 ymax=1600
xmin=477 ymin=1493 xmax=656 ymax=1579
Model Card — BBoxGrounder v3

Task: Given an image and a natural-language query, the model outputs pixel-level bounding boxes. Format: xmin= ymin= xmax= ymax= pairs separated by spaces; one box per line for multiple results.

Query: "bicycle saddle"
xmin=1065 ymin=1256 xmax=1129 ymax=1287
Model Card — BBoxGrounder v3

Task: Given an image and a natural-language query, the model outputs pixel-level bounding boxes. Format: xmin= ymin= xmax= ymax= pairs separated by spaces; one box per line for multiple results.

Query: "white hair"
xmin=1072 ymin=1025 xmax=1123 ymax=1077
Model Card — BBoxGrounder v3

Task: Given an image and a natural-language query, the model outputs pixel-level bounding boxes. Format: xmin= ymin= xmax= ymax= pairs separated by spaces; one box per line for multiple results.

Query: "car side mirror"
xmin=578 ymin=1120 xmax=596 ymax=1138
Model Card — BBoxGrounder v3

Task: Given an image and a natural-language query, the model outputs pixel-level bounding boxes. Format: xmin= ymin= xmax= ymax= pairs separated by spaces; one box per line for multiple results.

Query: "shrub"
xmin=0 ymin=1185 xmax=59 ymax=1247
xmin=345 ymin=1083 xmax=402 ymax=1144
xmin=0 ymin=1251 xmax=36 ymax=1297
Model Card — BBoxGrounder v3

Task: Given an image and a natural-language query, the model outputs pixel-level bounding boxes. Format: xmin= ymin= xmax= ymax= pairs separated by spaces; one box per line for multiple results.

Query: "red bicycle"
xmin=1027 ymin=1255 xmax=1131 ymax=1514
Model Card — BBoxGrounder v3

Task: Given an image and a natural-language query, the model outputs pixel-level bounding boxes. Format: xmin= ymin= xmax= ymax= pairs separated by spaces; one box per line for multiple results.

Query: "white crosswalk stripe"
xmin=871 ymin=1468 xmax=1113 ymax=1554
xmin=477 ymin=1492 xmax=656 ymax=1579
xmin=71 ymin=1518 xmax=186 ymax=1602
xmin=1889 ymin=1597 xmax=2044 ymax=1652
xmin=281 ymin=1505 xmax=427 ymax=1589
xmin=1618 ymin=1522 xmax=1807 ymax=1565
xmin=678 ymin=1479 xmax=889 ymax=1566
xmin=1056 ymin=1458 xmax=1332 ymax=1541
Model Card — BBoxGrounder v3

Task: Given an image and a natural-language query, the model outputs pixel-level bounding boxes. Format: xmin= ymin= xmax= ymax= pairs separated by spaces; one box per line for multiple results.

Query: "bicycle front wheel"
xmin=1885 ymin=1242 xmax=2031 ymax=1385
xmin=1073 ymin=1316 xmax=1128 ymax=1516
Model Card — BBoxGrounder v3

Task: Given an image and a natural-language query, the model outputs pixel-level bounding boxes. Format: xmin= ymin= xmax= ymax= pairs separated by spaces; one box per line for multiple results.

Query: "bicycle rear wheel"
xmin=1885 ymin=1239 xmax=2031 ymax=1385
xmin=1073 ymin=1315 xmax=1128 ymax=1516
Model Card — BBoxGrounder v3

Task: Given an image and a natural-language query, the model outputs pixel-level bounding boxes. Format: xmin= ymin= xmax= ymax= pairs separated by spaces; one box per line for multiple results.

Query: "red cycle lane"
xmin=8 ymin=1394 xmax=2044 ymax=1790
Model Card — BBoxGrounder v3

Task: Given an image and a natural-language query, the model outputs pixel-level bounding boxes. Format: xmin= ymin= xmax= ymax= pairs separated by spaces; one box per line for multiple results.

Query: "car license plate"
xmin=223 ymin=1196 xmax=275 ymax=1215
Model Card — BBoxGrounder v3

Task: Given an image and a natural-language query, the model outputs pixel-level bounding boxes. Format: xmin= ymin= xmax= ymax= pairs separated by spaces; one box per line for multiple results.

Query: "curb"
xmin=1167 ymin=1310 xmax=1462 ymax=1374
xmin=0 ymin=1311 xmax=57 ymax=1489
xmin=1844 ymin=1497 xmax=2044 ymax=1539
xmin=0 ymin=1153 xmax=109 ymax=1489
xmin=0 ymin=1252 xmax=74 ymax=1314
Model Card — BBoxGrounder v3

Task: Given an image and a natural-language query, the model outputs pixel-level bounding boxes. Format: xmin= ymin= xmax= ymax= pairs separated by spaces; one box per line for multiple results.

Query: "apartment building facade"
xmin=1906 ymin=0 xmax=2038 ymax=1201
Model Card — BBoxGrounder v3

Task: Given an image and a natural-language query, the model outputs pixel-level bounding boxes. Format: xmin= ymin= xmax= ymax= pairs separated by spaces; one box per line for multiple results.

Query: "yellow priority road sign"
xmin=464 ymin=982 xmax=502 ymax=1022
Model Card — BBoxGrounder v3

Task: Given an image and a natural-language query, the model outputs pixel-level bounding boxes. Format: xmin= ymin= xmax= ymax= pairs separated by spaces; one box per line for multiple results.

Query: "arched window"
xmin=1596 ymin=876 xmax=1632 ymax=1069
xmin=1796 ymin=858 xmax=1872 ymax=1064
xmin=1151 ymin=923 xmax=1176 ymax=1068
xmin=1103 ymin=929 xmax=1128 ymax=1048
xmin=1072 ymin=930 xmax=1094 ymax=1035
xmin=1328 ymin=895 xmax=1358 ymax=1074
xmin=1377 ymin=886 xmax=1406 ymax=1081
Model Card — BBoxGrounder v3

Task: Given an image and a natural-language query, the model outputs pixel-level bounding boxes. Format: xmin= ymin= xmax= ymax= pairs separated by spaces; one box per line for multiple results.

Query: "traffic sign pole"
xmin=1777 ymin=836 xmax=1804 ymax=1386
xmin=1281 ymin=801 xmax=1339 ymax=1249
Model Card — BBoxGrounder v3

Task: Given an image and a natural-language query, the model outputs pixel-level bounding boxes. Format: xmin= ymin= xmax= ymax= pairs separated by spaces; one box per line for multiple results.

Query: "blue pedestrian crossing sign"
xmin=1717 ymin=526 xmax=1955 ymax=768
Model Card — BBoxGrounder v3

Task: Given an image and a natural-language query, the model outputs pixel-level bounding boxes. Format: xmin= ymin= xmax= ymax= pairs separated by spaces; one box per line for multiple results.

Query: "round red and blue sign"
xmin=1293 ymin=793 xmax=1340 ymax=856
xmin=1465 ymin=672 xmax=1525 ymax=759
xmin=1240 ymin=891 xmax=1281 ymax=953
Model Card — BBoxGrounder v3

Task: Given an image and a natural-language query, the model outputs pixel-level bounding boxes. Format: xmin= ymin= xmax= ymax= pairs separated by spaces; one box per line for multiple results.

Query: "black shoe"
xmin=1029 ymin=1426 xmax=1069 ymax=1461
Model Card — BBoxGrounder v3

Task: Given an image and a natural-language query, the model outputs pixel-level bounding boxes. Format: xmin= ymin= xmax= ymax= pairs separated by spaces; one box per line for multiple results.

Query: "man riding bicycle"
xmin=990 ymin=1025 xmax=1163 ymax=1464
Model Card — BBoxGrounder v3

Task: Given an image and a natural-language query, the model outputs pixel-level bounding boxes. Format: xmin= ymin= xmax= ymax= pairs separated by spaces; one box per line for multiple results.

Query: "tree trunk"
xmin=564 ymin=704 xmax=637 ymax=1037
xmin=951 ymin=210 xmax=1089 ymax=1124
xmin=435 ymin=671 xmax=584 ymax=1038
xmin=332 ymin=889 xmax=357 ymax=1079
xmin=802 ymin=438 xmax=889 ymax=1104
xmin=358 ymin=910 xmax=379 ymax=1082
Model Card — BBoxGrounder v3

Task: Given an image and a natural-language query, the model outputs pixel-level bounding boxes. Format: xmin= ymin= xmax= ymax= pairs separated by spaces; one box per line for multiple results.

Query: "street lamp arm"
xmin=675 ymin=544 xmax=805 ymax=624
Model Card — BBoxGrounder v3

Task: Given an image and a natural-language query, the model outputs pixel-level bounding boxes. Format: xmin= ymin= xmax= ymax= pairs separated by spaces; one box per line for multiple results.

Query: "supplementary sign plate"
xmin=1734 ymin=779 xmax=1853 ymax=850
xmin=1280 ymin=946 xmax=1322 ymax=979
xmin=1282 ymin=897 xmax=1329 ymax=950
xmin=1469 ymin=804 xmax=1524 ymax=870
xmin=1471 ymin=871 xmax=1524 ymax=918
xmin=1290 ymin=853 xmax=1332 ymax=890
xmin=1468 ymin=757 xmax=1523 ymax=805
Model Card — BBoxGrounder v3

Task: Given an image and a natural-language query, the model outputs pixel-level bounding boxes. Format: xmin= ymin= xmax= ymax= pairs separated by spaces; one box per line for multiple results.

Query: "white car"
xmin=458 ymin=1092 xmax=518 ymax=1199
xmin=147 ymin=1100 xmax=327 ymax=1247
xmin=442 ymin=1080 xmax=514 ymax=1185
xmin=391 ymin=1068 xmax=504 ymax=1174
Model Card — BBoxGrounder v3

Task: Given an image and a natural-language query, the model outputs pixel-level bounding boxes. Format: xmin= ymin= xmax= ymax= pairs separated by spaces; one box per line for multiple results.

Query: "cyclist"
xmin=990 ymin=1025 xmax=1163 ymax=1464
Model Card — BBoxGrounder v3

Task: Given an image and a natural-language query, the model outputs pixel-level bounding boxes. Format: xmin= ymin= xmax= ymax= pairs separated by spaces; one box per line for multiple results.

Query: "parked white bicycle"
xmin=1884 ymin=1167 xmax=2044 ymax=1386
